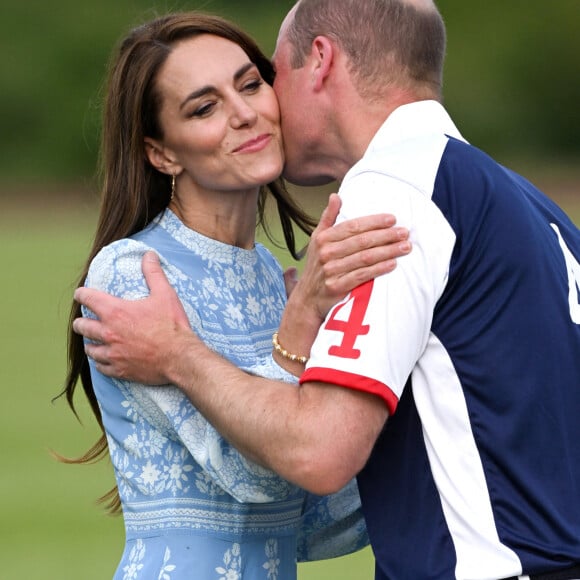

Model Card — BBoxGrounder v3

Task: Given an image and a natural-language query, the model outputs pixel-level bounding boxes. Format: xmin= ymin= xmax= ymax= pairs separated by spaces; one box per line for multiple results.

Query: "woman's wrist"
xmin=272 ymin=332 xmax=309 ymax=365
xmin=274 ymin=295 xmax=324 ymax=376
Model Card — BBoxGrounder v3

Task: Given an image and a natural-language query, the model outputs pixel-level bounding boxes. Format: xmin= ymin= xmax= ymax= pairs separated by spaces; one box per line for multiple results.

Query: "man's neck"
xmin=332 ymin=91 xmax=423 ymax=180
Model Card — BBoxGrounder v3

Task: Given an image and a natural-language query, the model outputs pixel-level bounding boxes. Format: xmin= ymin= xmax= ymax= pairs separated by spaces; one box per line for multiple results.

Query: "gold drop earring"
xmin=170 ymin=173 xmax=176 ymax=201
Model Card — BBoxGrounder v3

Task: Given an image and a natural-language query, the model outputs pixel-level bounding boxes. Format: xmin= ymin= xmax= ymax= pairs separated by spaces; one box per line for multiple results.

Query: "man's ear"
xmin=310 ymin=36 xmax=334 ymax=91
xmin=144 ymin=137 xmax=182 ymax=176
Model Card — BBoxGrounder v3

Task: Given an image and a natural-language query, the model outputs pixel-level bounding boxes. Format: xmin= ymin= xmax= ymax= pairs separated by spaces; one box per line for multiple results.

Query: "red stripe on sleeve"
xmin=299 ymin=367 xmax=399 ymax=415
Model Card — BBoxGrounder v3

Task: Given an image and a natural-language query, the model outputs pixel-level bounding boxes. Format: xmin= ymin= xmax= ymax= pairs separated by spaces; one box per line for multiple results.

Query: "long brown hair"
xmin=57 ymin=12 xmax=317 ymax=513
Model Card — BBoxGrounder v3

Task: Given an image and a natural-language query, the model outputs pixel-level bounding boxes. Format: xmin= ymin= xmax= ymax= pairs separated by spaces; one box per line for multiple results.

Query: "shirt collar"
xmin=365 ymin=100 xmax=465 ymax=156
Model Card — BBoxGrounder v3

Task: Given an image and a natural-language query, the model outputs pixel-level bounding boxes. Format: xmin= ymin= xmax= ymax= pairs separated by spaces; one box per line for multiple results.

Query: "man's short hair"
xmin=287 ymin=0 xmax=446 ymax=99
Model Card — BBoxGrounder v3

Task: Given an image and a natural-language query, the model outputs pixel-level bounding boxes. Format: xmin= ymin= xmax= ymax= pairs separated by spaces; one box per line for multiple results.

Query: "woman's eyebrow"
xmin=179 ymin=63 xmax=257 ymax=110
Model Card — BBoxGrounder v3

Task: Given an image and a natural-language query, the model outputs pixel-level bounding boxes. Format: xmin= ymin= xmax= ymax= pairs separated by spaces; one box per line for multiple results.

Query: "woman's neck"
xmin=168 ymin=187 xmax=260 ymax=250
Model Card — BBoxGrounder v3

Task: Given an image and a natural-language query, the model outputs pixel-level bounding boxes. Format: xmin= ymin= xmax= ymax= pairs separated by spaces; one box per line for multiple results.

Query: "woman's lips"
xmin=233 ymin=134 xmax=272 ymax=153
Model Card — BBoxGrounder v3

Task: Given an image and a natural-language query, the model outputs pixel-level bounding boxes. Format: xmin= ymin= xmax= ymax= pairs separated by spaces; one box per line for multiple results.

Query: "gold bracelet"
xmin=272 ymin=332 xmax=309 ymax=364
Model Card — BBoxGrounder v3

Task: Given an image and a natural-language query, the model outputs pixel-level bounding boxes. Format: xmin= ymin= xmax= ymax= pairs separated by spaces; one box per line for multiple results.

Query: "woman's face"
xmin=151 ymin=34 xmax=284 ymax=194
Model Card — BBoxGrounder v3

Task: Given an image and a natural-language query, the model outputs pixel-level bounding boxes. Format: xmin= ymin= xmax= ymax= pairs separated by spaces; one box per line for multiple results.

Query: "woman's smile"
xmin=232 ymin=133 xmax=273 ymax=154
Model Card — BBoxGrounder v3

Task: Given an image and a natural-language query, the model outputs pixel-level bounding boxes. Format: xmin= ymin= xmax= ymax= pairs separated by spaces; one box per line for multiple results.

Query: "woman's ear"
xmin=144 ymin=137 xmax=182 ymax=175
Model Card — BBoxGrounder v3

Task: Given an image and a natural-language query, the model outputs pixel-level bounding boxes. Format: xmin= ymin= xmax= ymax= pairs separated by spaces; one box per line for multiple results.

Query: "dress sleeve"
xmin=296 ymin=478 xmax=369 ymax=561
xmin=84 ymin=240 xmax=299 ymax=503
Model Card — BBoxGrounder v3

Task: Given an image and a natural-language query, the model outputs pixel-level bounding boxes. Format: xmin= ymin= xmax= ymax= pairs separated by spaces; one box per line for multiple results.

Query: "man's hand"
xmin=73 ymin=252 xmax=192 ymax=384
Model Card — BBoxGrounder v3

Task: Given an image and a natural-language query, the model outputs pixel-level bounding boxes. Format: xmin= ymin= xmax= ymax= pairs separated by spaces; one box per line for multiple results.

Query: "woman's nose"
xmin=230 ymin=97 xmax=258 ymax=128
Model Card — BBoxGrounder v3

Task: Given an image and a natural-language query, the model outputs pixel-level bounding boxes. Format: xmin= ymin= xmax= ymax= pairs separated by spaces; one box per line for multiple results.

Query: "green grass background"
xmin=1 ymin=176 xmax=578 ymax=579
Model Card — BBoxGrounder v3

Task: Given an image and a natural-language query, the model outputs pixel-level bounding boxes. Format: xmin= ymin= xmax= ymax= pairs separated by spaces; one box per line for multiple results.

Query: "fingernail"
xmin=399 ymin=241 xmax=411 ymax=253
xmin=395 ymin=227 xmax=409 ymax=239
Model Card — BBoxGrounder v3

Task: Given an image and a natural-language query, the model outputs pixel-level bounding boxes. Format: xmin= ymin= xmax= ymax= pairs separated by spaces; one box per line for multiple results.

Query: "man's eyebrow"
xmin=179 ymin=62 xmax=257 ymax=110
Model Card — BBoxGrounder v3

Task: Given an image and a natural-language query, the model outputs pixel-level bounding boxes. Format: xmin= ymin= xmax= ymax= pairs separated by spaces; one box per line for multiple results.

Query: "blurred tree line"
xmin=0 ymin=0 xmax=578 ymax=188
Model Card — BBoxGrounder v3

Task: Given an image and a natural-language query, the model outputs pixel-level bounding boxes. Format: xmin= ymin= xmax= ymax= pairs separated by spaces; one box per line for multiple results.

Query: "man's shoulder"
xmin=342 ymin=130 xmax=453 ymax=202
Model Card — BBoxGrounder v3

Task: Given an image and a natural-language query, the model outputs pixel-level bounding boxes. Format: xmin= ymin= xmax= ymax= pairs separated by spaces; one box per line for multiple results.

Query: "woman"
xmin=60 ymin=12 xmax=400 ymax=579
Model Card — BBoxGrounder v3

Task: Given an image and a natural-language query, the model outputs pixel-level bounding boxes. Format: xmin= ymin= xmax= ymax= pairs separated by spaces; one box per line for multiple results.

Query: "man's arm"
xmin=159 ymin=329 xmax=389 ymax=495
xmin=75 ymin=255 xmax=390 ymax=497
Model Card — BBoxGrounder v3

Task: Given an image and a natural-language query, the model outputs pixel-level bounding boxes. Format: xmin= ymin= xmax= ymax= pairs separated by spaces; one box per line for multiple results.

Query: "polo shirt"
xmin=301 ymin=100 xmax=580 ymax=579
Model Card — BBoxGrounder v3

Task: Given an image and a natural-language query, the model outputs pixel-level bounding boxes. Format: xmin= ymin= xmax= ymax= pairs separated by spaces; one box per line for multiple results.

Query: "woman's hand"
xmin=297 ymin=193 xmax=410 ymax=320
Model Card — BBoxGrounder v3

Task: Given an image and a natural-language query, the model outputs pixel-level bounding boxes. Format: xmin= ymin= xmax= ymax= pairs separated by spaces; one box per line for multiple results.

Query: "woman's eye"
xmin=242 ymin=79 xmax=263 ymax=93
xmin=190 ymin=102 xmax=215 ymax=118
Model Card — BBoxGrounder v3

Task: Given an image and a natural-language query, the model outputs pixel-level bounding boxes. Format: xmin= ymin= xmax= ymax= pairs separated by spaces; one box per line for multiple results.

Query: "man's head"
xmin=273 ymin=0 xmax=446 ymax=185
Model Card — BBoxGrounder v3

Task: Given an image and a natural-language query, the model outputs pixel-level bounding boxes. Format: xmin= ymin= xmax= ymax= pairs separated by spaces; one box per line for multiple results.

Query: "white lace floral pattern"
xmin=157 ymin=547 xmax=176 ymax=580
xmin=123 ymin=540 xmax=145 ymax=580
xmin=216 ymin=543 xmax=242 ymax=580
xmin=263 ymin=539 xmax=280 ymax=579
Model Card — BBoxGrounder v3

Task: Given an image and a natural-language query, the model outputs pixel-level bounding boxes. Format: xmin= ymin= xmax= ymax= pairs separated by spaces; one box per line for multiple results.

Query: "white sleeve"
xmin=302 ymin=171 xmax=455 ymax=410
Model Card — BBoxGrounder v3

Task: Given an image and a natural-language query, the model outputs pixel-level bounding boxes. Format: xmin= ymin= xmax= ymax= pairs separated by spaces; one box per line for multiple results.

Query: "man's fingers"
xmin=72 ymin=317 xmax=104 ymax=343
xmin=73 ymin=286 xmax=116 ymax=317
xmin=83 ymin=342 xmax=127 ymax=380
xmin=142 ymin=251 xmax=191 ymax=328
xmin=142 ymin=251 xmax=170 ymax=294
xmin=88 ymin=353 xmax=117 ymax=379
xmin=83 ymin=340 xmax=106 ymax=362
xmin=93 ymin=360 xmax=113 ymax=377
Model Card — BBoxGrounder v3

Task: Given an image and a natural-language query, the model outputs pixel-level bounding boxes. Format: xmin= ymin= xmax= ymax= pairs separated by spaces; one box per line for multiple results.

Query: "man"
xmin=75 ymin=1 xmax=580 ymax=578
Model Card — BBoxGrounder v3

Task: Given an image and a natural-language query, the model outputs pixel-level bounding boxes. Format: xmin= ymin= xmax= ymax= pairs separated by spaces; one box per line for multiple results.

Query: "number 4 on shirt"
xmin=324 ymin=280 xmax=374 ymax=359
xmin=551 ymin=223 xmax=580 ymax=324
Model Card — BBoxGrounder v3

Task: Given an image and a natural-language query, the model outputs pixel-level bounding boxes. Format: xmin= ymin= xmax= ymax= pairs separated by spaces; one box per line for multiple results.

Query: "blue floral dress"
xmin=83 ymin=209 xmax=368 ymax=580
